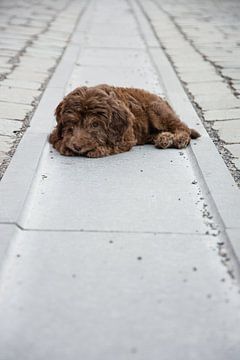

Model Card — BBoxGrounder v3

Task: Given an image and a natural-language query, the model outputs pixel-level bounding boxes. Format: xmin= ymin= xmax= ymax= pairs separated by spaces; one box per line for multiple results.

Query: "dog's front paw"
xmin=154 ymin=132 xmax=174 ymax=149
xmin=58 ymin=145 xmax=75 ymax=156
xmin=173 ymin=132 xmax=190 ymax=149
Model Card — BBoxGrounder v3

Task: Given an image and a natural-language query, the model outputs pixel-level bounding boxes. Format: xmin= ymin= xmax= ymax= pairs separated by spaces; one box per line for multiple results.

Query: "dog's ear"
xmin=55 ymin=100 xmax=63 ymax=123
xmin=49 ymin=124 xmax=63 ymax=145
xmin=108 ymin=100 xmax=133 ymax=144
xmin=54 ymin=100 xmax=64 ymax=140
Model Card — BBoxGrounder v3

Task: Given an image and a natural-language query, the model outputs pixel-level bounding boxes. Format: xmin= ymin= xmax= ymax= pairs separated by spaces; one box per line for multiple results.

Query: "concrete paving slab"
xmin=7 ymin=70 xmax=49 ymax=82
xmin=225 ymin=144 xmax=240 ymax=168
xmin=18 ymin=144 xmax=208 ymax=234
xmin=186 ymin=81 xmax=231 ymax=95
xmin=77 ymin=32 xmax=144 ymax=49
xmin=0 ymin=119 xmax=22 ymax=137
xmin=1 ymin=79 xmax=42 ymax=90
xmin=179 ymin=71 xmax=220 ymax=83
xmin=213 ymin=119 xmax=240 ymax=143
xmin=195 ymin=96 xmax=240 ymax=111
xmin=0 ymin=224 xmax=17 ymax=266
xmin=203 ymin=108 xmax=240 ymax=121
xmin=0 ymin=101 xmax=32 ymax=120
xmin=0 ymin=87 xmax=41 ymax=105
xmin=226 ymin=229 xmax=240 ymax=264
xmin=0 ymin=135 xmax=14 ymax=154
xmin=67 ymin=65 xmax=163 ymax=94
xmin=76 ymin=48 xmax=151 ymax=68
xmin=0 ymin=231 xmax=239 ymax=360
xmin=0 ymin=132 xmax=47 ymax=223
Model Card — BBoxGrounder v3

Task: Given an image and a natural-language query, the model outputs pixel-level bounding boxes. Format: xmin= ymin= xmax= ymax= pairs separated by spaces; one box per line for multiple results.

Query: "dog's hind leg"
xmin=149 ymin=100 xmax=200 ymax=149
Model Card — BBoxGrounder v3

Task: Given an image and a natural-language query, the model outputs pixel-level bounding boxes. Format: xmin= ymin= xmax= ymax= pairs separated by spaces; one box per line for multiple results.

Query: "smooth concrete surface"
xmin=0 ymin=0 xmax=240 ymax=359
xmin=0 ymin=232 xmax=240 ymax=360
xmin=0 ymin=225 xmax=17 ymax=266
xmin=18 ymin=144 xmax=208 ymax=234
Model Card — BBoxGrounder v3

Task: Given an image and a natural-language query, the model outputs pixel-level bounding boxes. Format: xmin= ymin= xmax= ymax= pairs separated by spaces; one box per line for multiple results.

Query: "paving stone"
xmin=0 ymin=119 xmax=22 ymax=137
xmin=78 ymin=33 xmax=145 ymax=49
xmin=77 ymin=48 xmax=150 ymax=67
xmin=0 ymin=67 xmax=10 ymax=75
xmin=4 ymin=26 xmax=40 ymax=36
xmin=186 ymin=82 xmax=232 ymax=95
xmin=68 ymin=65 xmax=163 ymax=94
xmin=222 ymin=69 xmax=240 ymax=80
xmin=0 ymin=63 xmax=12 ymax=70
xmin=0 ymin=231 xmax=240 ymax=360
xmin=0 ymin=43 xmax=23 ymax=51
xmin=0 ymin=87 xmax=41 ymax=104
xmin=7 ymin=70 xmax=48 ymax=82
xmin=0 ymin=101 xmax=33 ymax=120
xmin=0 ymin=58 xmax=11 ymax=66
xmin=225 ymin=144 xmax=240 ymax=169
xmin=25 ymin=48 xmax=60 ymax=59
xmin=1 ymin=79 xmax=42 ymax=90
xmin=43 ymin=31 xmax=70 ymax=41
xmin=203 ymin=109 xmax=240 ymax=121
xmin=175 ymin=63 xmax=214 ymax=72
xmin=179 ymin=71 xmax=220 ymax=83
xmin=19 ymin=55 xmax=57 ymax=68
xmin=13 ymin=65 xmax=51 ymax=75
xmin=33 ymin=38 xmax=67 ymax=48
xmin=195 ymin=95 xmax=240 ymax=110
xmin=0 ymin=49 xmax=17 ymax=57
xmin=0 ymin=32 xmax=30 ymax=41
xmin=213 ymin=119 xmax=240 ymax=143
xmin=29 ymin=44 xmax=63 ymax=54
xmin=0 ymin=38 xmax=26 ymax=46
xmin=0 ymin=135 xmax=14 ymax=153
xmin=0 ymin=151 xmax=8 ymax=164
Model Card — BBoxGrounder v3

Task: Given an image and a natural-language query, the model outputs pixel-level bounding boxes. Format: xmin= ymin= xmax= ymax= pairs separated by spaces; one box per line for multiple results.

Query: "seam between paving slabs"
xmin=8 ymin=224 xmax=211 ymax=235
xmin=132 ymin=0 xmax=240 ymax=274
xmin=0 ymin=1 xmax=90 ymax=224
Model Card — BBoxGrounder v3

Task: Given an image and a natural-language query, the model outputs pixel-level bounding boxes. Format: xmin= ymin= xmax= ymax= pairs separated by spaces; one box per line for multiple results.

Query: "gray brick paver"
xmin=213 ymin=119 xmax=240 ymax=143
xmin=0 ymin=118 xmax=22 ymax=137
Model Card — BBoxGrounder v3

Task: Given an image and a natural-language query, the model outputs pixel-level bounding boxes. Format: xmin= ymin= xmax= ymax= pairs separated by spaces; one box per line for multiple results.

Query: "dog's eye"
xmin=92 ymin=121 xmax=99 ymax=128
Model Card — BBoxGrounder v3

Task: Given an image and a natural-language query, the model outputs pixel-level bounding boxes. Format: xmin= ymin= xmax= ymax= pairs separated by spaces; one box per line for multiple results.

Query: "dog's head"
xmin=50 ymin=85 xmax=133 ymax=156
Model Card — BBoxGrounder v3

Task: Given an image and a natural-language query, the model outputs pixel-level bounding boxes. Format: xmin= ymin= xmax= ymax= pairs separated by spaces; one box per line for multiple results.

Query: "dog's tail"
xmin=190 ymin=128 xmax=201 ymax=139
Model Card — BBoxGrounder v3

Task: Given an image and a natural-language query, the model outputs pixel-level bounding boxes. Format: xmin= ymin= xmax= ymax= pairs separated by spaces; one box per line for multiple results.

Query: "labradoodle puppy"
xmin=49 ymin=84 xmax=200 ymax=158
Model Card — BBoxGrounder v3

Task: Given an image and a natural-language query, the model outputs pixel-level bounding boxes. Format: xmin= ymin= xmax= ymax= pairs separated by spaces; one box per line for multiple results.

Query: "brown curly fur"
xmin=49 ymin=84 xmax=200 ymax=158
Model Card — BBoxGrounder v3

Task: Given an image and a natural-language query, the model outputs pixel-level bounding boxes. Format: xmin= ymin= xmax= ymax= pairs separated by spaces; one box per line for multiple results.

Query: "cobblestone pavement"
xmin=138 ymin=0 xmax=240 ymax=185
xmin=0 ymin=0 xmax=86 ymax=179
